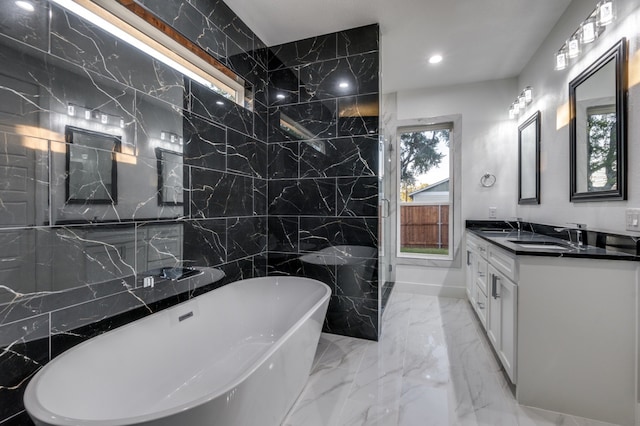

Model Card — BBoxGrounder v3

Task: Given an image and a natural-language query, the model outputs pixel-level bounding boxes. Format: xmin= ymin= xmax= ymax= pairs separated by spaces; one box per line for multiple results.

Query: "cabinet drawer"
xmin=474 ymin=284 xmax=487 ymax=327
xmin=475 ymin=257 xmax=488 ymax=295
xmin=467 ymin=233 xmax=488 ymax=259
xmin=488 ymin=244 xmax=517 ymax=282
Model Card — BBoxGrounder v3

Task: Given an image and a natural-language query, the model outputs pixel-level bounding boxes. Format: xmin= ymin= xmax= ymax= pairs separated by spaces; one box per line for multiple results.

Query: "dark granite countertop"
xmin=466 ymin=220 xmax=640 ymax=261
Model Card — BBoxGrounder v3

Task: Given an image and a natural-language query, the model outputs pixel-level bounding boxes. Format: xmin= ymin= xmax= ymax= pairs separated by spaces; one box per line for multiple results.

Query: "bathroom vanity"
xmin=466 ymin=222 xmax=637 ymax=426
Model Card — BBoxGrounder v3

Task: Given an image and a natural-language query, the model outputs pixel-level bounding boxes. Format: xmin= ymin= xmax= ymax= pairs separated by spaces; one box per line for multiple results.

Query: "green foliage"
xmin=587 ymin=112 xmax=616 ymax=190
xmin=400 ymin=247 xmax=449 ymax=255
xmin=400 ymin=130 xmax=447 ymax=201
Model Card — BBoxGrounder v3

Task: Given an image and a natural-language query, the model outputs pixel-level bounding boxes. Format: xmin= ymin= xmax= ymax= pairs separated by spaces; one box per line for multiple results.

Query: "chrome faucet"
xmin=505 ymin=217 xmax=524 ymax=233
xmin=554 ymin=223 xmax=587 ymax=247
xmin=513 ymin=217 xmax=523 ymax=233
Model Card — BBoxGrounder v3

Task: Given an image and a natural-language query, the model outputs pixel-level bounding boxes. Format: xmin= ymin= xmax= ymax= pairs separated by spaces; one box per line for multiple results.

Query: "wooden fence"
xmin=400 ymin=204 xmax=449 ymax=249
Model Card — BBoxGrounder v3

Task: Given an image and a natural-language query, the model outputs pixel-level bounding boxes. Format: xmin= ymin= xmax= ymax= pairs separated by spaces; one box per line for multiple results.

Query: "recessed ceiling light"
xmin=428 ymin=54 xmax=443 ymax=64
xmin=339 ymin=81 xmax=350 ymax=89
xmin=216 ymin=100 xmax=224 ymax=106
xmin=276 ymin=93 xmax=286 ymax=99
xmin=15 ymin=1 xmax=35 ymax=12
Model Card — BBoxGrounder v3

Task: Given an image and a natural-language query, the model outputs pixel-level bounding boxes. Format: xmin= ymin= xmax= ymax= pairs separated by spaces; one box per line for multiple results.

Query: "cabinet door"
xmin=487 ymin=265 xmax=501 ymax=351
xmin=487 ymin=264 xmax=518 ymax=384
xmin=498 ymin=276 xmax=517 ymax=384
xmin=466 ymin=249 xmax=476 ymax=301
xmin=474 ymin=284 xmax=487 ymax=327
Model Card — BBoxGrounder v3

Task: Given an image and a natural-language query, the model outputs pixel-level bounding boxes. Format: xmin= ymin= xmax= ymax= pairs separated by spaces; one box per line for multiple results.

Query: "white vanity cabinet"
xmin=465 ymin=234 xmax=489 ymax=327
xmin=487 ymin=263 xmax=517 ymax=384
xmin=466 ymin=233 xmax=518 ymax=384
xmin=465 ymin=230 xmax=637 ymax=426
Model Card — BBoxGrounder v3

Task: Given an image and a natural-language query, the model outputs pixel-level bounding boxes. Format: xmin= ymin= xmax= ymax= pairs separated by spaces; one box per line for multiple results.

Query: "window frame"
xmin=395 ymin=121 xmax=455 ymax=261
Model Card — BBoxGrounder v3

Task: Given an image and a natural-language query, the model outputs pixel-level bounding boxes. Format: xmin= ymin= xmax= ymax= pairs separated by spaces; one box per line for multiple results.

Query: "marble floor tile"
xmin=313 ymin=334 xmax=372 ymax=374
xmin=283 ymin=366 xmax=355 ymax=426
xmin=398 ymin=379 xmax=450 ymax=426
xmin=570 ymin=416 xmax=620 ymax=426
xmin=286 ymin=291 xmax=621 ymax=426
xmin=336 ymin=398 xmax=399 ymax=426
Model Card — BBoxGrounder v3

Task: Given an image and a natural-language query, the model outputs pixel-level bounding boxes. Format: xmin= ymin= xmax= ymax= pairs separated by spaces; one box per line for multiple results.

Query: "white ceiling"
xmin=224 ymin=0 xmax=573 ymax=94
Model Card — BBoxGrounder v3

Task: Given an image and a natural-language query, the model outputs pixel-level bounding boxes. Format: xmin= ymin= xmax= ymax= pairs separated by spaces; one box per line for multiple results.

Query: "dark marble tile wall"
xmin=266 ymin=24 xmax=381 ymax=341
xmin=0 ymin=0 xmax=269 ymax=422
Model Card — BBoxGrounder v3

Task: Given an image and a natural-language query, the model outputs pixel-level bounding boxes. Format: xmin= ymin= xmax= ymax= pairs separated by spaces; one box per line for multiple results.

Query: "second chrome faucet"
xmin=554 ymin=223 xmax=587 ymax=247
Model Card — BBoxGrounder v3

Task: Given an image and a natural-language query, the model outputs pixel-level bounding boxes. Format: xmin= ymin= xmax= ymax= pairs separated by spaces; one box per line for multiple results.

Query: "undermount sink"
xmin=479 ymin=230 xmax=514 ymax=236
xmin=508 ymin=240 xmax=571 ymax=250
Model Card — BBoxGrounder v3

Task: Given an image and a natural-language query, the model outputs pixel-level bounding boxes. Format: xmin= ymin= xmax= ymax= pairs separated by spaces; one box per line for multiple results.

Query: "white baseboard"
xmin=394 ymin=282 xmax=466 ymax=299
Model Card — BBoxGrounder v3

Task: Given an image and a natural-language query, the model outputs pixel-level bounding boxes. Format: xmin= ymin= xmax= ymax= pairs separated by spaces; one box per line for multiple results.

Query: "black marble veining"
xmin=268 ymin=142 xmax=299 ymax=178
xmin=300 ymin=136 xmax=377 ymax=178
xmin=133 ymin=0 xmax=227 ymax=63
xmin=268 ymin=179 xmax=337 ymax=216
xmin=324 ymin=295 xmax=378 ymax=340
xmin=265 ymin=24 xmax=380 ymax=341
xmin=299 ymin=217 xmax=378 ymax=252
xmin=338 ymin=94 xmax=379 ymax=137
xmin=467 ymin=220 xmax=640 ymax=260
xmin=227 ymin=129 xmax=267 ymax=178
xmin=269 ymin=33 xmax=337 ymax=71
xmin=0 ymin=0 xmax=271 ymax=421
xmin=0 ymin=315 xmax=49 ymax=421
xmin=269 ymin=100 xmax=338 ymax=142
xmin=299 ymin=53 xmax=379 ymax=102
xmin=0 ymin=3 xmax=379 ymax=420
xmin=337 ymin=176 xmax=379 ymax=217
xmin=338 ymin=25 xmax=380 ymax=57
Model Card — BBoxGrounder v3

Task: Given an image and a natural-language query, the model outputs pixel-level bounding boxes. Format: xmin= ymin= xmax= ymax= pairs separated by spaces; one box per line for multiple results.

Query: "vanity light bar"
xmin=50 ymin=0 xmax=244 ymax=103
xmin=554 ymin=0 xmax=615 ymax=71
xmin=508 ymin=87 xmax=533 ymax=120
xmin=67 ymin=102 xmax=125 ymax=128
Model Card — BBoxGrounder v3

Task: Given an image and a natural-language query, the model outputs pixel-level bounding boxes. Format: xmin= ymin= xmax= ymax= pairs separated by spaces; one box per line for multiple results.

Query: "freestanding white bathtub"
xmin=24 ymin=276 xmax=331 ymax=426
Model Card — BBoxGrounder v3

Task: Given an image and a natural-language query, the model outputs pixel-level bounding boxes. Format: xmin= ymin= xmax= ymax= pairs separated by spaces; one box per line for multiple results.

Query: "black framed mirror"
xmin=518 ymin=111 xmax=540 ymax=205
xmin=156 ymin=148 xmax=184 ymax=206
xmin=65 ymin=126 xmax=120 ymax=204
xmin=569 ymin=38 xmax=627 ymax=202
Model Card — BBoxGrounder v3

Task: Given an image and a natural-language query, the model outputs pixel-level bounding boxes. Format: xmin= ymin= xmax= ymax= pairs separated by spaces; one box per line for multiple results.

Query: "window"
xmin=586 ymin=105 xmax=616 ymax=191
xmin=397 ymin=123 xmax=452 ymax=258
xmin=52 ymin=0 xmax=246 ymax=106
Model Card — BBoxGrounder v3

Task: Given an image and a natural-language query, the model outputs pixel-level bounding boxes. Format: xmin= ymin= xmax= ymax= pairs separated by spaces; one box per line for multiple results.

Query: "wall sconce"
xmin=554 ymin=0 xmax=615 ymax=71
xmin=67 ymin=102 xmax=125 ymax=128
xmin=555 ymin=46 xmax=568 ymax=70
xmin=597 ymin=0 xmax=615 ymax=26
xmin=508 ymin=87 xmax=533 ymax=119
xmin=581 ymin=16 xmax=597 ymax=44
xmin=160 ymin=131 xmax=183 ymax=145
xmin=567 ymin=35 xmax=581 ymax=59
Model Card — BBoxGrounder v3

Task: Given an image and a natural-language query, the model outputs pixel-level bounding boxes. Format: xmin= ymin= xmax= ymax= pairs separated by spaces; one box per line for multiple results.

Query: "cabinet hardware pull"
xmin=467 ymin=251 xmax=471 ymax=265
xmin=492 ymin=275 xmax=500 ymax=299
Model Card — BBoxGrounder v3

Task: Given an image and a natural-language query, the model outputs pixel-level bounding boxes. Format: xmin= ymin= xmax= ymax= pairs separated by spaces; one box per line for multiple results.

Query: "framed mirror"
xmin=518 ymin=111 xmax=541 ymax=204
xmin=65 ymin=126 xmax=120 ymax=204
xmin=156 ymin=148 xmax=184 ymax=206
xmin=569 ymin=38 xmax=627 ymax=202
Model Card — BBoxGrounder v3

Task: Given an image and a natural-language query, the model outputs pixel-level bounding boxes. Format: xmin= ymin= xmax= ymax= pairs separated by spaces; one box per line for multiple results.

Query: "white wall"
xmin=515 ymin=0 xmax=640 ymax=234
xmin=386 ymin=78 xmax=518 ymax=293
xmin=388 ymin=0 xmax=640 ymax=293
xmin=397 ymin=78 xmax=520 ymax=222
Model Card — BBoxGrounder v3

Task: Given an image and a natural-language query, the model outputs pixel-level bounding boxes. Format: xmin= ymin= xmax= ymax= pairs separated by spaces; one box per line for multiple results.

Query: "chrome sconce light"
xmin=508 ymin=86 xmax=533 ymax=119
xmin=67 ymin=102 xmax=125 ymax=128
xmin=554 ymin=0 xmax=615 ymax=71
